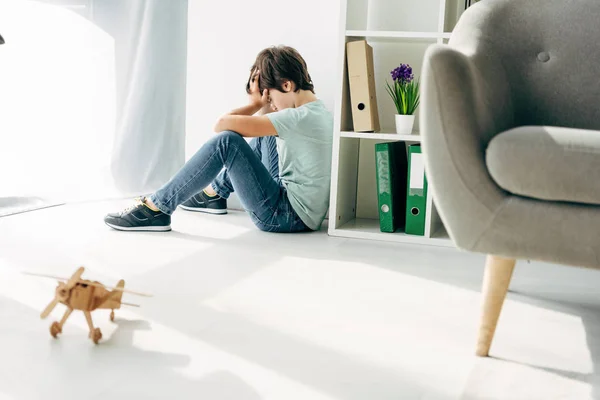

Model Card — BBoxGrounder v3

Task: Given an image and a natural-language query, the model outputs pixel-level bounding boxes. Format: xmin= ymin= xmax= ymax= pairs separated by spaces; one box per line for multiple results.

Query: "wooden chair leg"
xmin=476 ymin=255 xmax=516 ymax=357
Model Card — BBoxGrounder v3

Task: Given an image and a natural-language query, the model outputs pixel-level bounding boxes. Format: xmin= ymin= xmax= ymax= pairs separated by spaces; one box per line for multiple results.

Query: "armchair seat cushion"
xmin=486 ymin=126 xmax=600 ymax=205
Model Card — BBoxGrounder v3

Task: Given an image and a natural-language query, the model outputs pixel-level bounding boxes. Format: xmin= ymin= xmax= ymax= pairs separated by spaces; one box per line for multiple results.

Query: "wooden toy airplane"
xmin=24 ymin=267 xmax=152 ymax=344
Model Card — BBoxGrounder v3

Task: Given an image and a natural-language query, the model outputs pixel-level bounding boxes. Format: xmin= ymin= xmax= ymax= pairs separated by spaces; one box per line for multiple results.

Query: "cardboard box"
xmin=346 ymin=40 xmax=380 ymax=132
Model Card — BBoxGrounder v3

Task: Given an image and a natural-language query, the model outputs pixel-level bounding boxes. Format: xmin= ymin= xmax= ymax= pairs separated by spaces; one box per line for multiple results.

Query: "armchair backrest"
xmin=451 ymin=0 xmax=600 ymax=130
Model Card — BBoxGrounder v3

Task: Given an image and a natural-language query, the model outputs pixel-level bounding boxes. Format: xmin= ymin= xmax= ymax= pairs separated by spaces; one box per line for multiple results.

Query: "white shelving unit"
xmin=328 ymin=0 xmax=464 ymax=248
xmin=346 ymin=30 xmax=452 ymax=39
xmin=341 ymin=131 xmax=421 ymax=141
xmin=36 ymin=0 xmax=94 ymax=19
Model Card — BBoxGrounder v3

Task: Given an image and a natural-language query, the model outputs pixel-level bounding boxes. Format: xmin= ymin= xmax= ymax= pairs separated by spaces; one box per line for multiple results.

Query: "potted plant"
xmin=386 ymin=63 xmax=420 ymax=134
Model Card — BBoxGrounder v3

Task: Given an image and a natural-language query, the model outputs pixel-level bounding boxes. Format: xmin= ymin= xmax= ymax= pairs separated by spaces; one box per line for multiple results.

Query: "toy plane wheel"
xmin=110 ymin=310 xmax=115 ymax=322
xmin=50 ymin=322 xmax=61 ymax=338
xmin=91 ymin=328 xmax=102 ymax=344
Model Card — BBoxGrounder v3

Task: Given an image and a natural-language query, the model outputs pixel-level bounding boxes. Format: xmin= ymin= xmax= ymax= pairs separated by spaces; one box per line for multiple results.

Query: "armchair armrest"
xmin=420 ymin=43 xmax=514 ymax=250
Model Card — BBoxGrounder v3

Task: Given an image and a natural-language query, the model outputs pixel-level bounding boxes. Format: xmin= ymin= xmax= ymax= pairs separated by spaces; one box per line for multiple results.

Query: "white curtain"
xmin=93 ymin=0 xmax=188 ymax=195
xmin=0 ymin=0 xmax=187 ymax=211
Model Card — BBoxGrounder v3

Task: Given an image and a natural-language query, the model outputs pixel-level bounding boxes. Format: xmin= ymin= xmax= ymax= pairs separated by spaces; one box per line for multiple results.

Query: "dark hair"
xmin=246 ymin=46 xmax=314 ymax=94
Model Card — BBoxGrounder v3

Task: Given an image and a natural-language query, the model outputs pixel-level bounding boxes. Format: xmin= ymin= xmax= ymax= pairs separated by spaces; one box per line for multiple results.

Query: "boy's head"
xmin=246 ymin=46 xmax=314 ymax=111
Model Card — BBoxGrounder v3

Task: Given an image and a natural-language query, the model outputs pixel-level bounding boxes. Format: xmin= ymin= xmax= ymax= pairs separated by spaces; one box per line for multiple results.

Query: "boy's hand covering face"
xmin=248 ymin=69 xmax=269 ymax=108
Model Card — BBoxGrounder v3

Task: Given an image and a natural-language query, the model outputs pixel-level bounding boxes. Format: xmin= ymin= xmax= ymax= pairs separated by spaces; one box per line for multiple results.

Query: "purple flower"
xmin=391 ymin=64 xmax=414 ymax=84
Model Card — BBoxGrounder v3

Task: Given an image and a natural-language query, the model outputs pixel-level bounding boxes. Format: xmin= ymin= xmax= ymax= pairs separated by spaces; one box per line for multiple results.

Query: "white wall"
xmin=186 ymin=0 xmax=341 ymax=208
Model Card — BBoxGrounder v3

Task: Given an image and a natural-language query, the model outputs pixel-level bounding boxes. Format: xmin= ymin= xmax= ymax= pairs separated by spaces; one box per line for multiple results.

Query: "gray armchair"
xmin=421 ymin=0 xmax=600 ymax=357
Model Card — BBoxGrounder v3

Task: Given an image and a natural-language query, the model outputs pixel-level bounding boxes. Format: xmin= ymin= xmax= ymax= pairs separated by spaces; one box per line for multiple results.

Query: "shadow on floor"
xmin=0 ymin=196 xmax=63 ymax=218
xmin=3 ymin=206 xmax=600 ymax=399
xmin=139 ymin=222 xmax=600 ymax=400
xmin=0 ymin=295 xmax=262 ymax=400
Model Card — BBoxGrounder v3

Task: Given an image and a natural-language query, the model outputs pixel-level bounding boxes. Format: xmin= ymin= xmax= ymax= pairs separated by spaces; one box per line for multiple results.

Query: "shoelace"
xmin=121 ymin=197 xmax=144 ymax=215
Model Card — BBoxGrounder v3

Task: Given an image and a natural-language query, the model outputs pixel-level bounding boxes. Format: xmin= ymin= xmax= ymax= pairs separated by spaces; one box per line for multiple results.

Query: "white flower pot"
xmin=395 ymin=114 xmax=416 ymax=135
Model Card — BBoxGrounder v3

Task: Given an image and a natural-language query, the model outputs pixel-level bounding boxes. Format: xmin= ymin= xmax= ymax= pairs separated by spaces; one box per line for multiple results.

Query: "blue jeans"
xmin=150 ymin=131 xmax=310 ymax=233
xmin=211 ymin=132 xmax=280 ymax=199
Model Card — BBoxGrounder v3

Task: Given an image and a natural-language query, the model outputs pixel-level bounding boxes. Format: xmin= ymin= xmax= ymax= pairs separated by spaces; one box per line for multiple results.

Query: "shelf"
xmin=329 ymin=218 xmax=453 ymax=248
xmin=346 ymin=30 xmax=452 ymax=40
xmin=331 ymin=0 xmax=455 ymax=248
xmin=341 ymin=131 xmax=421 ymax=141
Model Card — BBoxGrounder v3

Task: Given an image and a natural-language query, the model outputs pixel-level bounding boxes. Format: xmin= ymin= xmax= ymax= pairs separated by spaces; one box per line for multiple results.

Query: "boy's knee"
xmin=218 ymin=130 xmax=244 ymax=141
xmin=212 ymin=131 xmax=247 ymax=158
xmin=212 ymin=130 xmax=245 ymax=148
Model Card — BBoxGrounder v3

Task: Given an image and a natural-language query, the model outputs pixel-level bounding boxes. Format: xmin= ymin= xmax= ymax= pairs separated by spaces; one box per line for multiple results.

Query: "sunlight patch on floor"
xmin=204 ymin=255 xmax=596 ymax=398
xmin=204 ymin=256 xmax=480 ymax=396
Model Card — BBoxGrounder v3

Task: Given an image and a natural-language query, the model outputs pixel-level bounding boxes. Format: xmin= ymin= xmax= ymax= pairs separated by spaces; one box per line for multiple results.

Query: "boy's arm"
xmin=213 ymin=114 xmax=277 ymax=137
xmin=227 ymin=103 xmax=274 ymax=116
xmin=213 ymin=100 xmax=277 ymax=137
xmin=257 ymin=103 xmax=276 ymax=115
xmin=213 ymin=69 xmax=277 ymax=137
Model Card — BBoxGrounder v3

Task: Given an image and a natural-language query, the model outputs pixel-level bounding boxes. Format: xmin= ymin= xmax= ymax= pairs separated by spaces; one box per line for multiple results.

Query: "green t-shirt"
xmin=267 ymin=100 xmax=333 ymax=230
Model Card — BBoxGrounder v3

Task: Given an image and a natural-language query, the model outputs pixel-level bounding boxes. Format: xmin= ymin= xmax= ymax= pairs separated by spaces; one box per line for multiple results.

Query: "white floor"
xmin=1 ymin=201 xmax=599 ymax=400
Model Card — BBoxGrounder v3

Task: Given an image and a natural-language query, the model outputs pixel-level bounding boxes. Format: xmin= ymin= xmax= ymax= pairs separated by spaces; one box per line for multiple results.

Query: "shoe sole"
xmin=105 ymin=221 xmax=172 ymax=232
xmin=179 ymin=205 xmax=227 ymax=214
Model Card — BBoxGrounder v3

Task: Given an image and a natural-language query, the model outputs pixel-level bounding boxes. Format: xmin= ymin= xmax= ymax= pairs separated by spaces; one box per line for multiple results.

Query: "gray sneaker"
xmin=104 ymin=197 xmax=171 ymax=232
xmin=180 ymin=192 xmax=227 ymax=215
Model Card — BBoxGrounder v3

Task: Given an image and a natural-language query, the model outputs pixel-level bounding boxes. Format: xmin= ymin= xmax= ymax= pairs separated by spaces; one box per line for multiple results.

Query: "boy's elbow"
xmin=213 ymin=117 xmax=225 ymax=133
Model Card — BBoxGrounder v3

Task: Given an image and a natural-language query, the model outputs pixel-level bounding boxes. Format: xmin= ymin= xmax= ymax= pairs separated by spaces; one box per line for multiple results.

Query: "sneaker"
xmin=179 ymin=191 xmax=227 ymax=214
xmin=104 ymin=197 xmax=171 ymax=232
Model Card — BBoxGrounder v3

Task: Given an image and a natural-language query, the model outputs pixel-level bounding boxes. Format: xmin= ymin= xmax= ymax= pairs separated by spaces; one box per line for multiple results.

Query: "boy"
xmin=104 ymin=46 xmax=333 ymax=233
